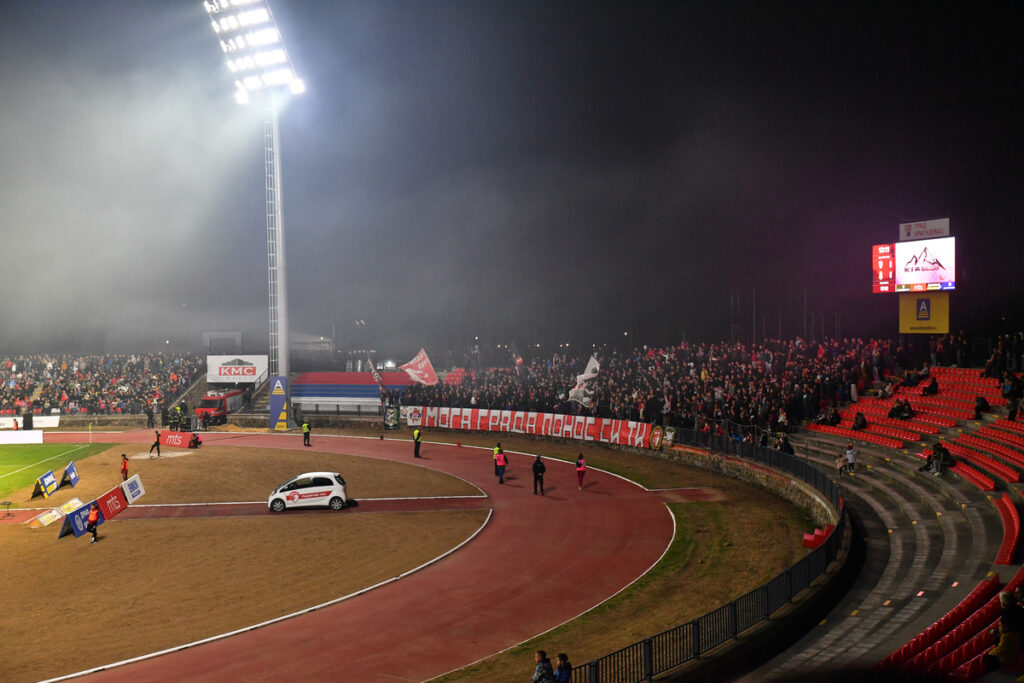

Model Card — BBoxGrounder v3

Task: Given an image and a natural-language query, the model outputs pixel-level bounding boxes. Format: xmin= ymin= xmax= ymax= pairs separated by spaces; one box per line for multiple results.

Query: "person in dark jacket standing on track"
xmin=413 ymin=427 xmax=422 ymax=458
xmin=532 ymin=454 xmax=546 ymax=495
xmin=149 ymin=430 xmax=161 ymax=458
xmin=302 ymin=419 xmax=311 ymax=447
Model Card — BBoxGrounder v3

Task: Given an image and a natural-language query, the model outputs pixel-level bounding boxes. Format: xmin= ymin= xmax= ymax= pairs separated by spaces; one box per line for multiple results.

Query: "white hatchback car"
xmin=268 ymin=472 xmax=348 ymax=512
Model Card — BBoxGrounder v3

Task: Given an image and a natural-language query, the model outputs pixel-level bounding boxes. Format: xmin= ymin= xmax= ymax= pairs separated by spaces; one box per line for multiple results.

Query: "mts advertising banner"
xmin=899 ymin=292 xmax=950 ymax=334
xmin=900 ymin=217 xmax=949 ymax=241
xmin=160 ymin=431 xmax=192 ymax=448
xmin=405 ymin=407 xmax=654 ymax=449
xmin=207 ymin=355 xmax=269 ymax=384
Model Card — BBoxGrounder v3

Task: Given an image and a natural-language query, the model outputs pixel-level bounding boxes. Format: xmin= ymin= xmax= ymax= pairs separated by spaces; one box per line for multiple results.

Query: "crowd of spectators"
xmin=0 ymin=353 xmax=203 ymax=415
xmin=402 ymin=338 xmax=907 ymax=437
xmin=403 ymin=332 xmax=1024 ymax=438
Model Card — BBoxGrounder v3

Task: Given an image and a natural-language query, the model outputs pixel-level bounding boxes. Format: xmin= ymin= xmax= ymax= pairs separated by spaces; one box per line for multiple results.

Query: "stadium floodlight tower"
xmin=202 ymin=0 xmax=304 ymax=402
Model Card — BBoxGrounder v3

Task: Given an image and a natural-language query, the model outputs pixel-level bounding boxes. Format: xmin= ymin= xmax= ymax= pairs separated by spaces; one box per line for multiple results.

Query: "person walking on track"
xmin=149 ymin=431 xmax=161 ymax=458
xmin=495 ymin=447 xmax=508 ymax=484
xmin=302 ymin=419 xmax=311 ymax=447
xmin=532 ymin=454 xmax=546 ymax=495
xmin=413 ymin=427 xmax=422 ymax=458
xmin=575 ymin=453 xmax=587 ymax=490
xmin=87 ymin=503 xmax=101 ymax=544
xmin=120 ymin=454 xmax=129 ymax=482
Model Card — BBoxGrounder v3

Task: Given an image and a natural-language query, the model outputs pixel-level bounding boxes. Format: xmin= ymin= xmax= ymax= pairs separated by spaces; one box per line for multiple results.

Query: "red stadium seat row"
xmin=837 ymin=419 xmax=921 ymax=443
xmin=950 ymin=461 xmax=997 ymax=491
xmin=801 ymin=524 xmax=835 ymax=549
xmin=804 ymin=423 xmax=903 ymax=449
xmin=901 ymin=384 xmax=1002 ymax=403
xmin=907 ymin=599 xmax=1000 ymax=671
xmin=893 ymin=394 xmax=976 ymax=419
xmin=956 ymin=434 xmax=1024 ymax=471
xmin=941 ymin=442 xmax=1020 ymax=483
xmin=995 ymin=494 xmax=1021 ymax=565
xmin=878 ymin=576 xmax=1001 ymax=668
xmin=931 ymin=619 xmax=998 ymax=676
xmin=860 ymin=396 xmax=964 ymax=424
xmin=840 ymin=408 xmax=940 ymax=435
xmin=930 ymin=367 xmax=998 ymax=385
xmin=994 ymin=418 xmax=1024 ymax=436
xmin=979 ymin=425 xmax=1024 ymax=450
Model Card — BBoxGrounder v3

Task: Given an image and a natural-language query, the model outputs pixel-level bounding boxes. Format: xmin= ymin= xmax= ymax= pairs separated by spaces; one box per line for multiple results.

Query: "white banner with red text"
xmin=206 ymin=355 xmax=269 ymax=384
xmin=404 ymin=406 xmax=654 ymax=449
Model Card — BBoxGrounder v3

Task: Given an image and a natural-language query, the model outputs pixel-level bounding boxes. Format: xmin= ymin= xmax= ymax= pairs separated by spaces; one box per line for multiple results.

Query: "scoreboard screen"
xmin=872 ymin=237 xmax=956 ymax=293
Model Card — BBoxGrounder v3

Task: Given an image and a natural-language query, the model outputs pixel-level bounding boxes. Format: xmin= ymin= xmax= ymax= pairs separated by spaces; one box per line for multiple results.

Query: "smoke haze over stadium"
xmin=0 ymin=2 xmax=1020 ymax=355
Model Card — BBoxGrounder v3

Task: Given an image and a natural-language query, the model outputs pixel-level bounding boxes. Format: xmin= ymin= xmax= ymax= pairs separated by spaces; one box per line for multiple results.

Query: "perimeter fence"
xmin=569 ymin=428 xmax=846 ymax=683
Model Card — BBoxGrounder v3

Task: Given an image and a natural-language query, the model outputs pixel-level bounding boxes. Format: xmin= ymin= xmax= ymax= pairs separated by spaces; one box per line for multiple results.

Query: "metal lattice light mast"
xmin=202 ymin=0 xmax=305 ymax=395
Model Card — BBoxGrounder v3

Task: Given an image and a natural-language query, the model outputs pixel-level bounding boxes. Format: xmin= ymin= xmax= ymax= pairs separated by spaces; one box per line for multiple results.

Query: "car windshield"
xmin=334 ymin=474 xmax=346 ymax=486
xmin=199 ymin=399 xmax=221 ymax=409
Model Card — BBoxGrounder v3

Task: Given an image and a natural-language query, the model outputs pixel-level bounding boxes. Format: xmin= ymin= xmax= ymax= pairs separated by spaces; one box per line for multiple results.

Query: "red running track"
xmin=42 ymin=430 xmax=675 ymax=682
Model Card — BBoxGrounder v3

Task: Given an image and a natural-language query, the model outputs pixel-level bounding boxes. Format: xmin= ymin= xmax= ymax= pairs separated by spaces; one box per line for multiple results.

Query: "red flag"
xmin=400 ymin=349 xmax=439 ymax=386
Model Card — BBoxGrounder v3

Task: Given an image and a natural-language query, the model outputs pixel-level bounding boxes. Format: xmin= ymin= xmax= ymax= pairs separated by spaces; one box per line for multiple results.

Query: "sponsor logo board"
xmin=206 ymin=355 xmax=268 ymax=384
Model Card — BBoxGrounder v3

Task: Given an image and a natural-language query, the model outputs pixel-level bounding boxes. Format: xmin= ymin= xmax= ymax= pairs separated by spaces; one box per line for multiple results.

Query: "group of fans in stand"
xmin=401 ymin=333 xmax=1024 ymax=469
xmin=0 ymin=353 xmax=202 ymax=417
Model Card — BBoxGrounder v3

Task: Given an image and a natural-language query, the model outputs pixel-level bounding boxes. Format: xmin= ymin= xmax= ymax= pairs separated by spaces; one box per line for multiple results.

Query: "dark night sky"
xmin=0 ymin=1 xmax=1021 ymax=358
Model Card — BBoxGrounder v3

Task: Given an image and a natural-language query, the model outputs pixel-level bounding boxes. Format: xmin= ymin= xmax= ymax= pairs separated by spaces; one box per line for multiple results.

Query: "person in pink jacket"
xmin=495 ymin=448 xmax=508 ymax=485
xmin=575 ymin=454 xmax=586 ymax=490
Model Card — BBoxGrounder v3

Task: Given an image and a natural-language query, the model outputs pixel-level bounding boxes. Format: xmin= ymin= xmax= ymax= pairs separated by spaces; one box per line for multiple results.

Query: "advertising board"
xmin=206 ymin=355 xmax=269 ymax=384
xmin=872 ymin=237 xmax=956 ymax=293
xmin=899 ymin=218 xmax=950 ymax=241
xmin=899 ymin=292 xmax=950 ymax=334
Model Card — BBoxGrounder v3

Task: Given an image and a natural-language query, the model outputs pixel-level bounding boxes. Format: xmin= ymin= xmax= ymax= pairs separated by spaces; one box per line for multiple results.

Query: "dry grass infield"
xmin=0 ymin=443 xmax=485 ymax=683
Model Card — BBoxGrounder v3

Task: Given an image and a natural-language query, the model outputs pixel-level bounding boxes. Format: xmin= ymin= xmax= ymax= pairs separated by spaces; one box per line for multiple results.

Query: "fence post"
xmin=730 ymin=600 xmax=738 ymax=639
xmin=763 ymin=584 xmax=771 ymax=621
xmin=786 ymin=567 xmax=794 ymax=601
xmin=588 ymin=659 xmax=599 ymax=683
xmin=692 ymin=619 xmax=701 ymax=657
xmin=643 ymin=637 xmax=654 ymax=681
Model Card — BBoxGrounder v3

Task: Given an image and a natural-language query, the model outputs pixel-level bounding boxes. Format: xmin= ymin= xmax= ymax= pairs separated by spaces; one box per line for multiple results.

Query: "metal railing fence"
xmin=569 ymin=428 xmax=846 ymax=683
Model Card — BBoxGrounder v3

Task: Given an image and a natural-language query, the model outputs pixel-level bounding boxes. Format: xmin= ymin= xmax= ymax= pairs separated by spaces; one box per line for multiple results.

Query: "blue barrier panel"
xmin=57 ymin=500 xmax=104 ymax=539
xmin=59 ymin=461 xmax=80 ymax=489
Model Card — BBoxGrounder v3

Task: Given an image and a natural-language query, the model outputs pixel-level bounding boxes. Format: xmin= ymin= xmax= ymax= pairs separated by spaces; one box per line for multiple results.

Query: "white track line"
xmin=38 ymin=507 xmax=494 ymax=683
xmin=0 ymin=445 xmax=86 ymax=480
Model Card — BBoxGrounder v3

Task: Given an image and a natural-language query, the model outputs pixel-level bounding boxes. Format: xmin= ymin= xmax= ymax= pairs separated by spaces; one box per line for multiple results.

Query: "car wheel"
xmin=329 ymin=497 xmax=346 ymax=511
xmin=270 ymin=498 xmax=286 ymax=513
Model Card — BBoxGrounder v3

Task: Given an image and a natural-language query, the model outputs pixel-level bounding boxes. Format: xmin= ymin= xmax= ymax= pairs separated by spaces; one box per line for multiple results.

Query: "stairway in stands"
xmin=741 ymin=367 xmax=1017 ymax=681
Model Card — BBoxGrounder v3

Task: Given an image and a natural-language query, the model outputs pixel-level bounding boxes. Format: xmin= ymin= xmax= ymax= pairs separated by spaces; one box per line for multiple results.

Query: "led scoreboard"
xmin=872 ymin=236 xmax=956 ymax=293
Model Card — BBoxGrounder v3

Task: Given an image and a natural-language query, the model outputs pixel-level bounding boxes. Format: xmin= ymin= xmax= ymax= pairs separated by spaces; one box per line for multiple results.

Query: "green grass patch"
xmin=0 ymin=443 xmax=111 ymax=502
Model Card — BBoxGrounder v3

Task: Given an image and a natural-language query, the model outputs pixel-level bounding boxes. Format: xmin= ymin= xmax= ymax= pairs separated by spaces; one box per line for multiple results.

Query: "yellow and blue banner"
xmin=31 ymin=470 xmax=59 ymax=499
xmin=269 ymin=376 xmax=290 ymax=431
xmin=899 ymin=292 xmax=949 ymax=334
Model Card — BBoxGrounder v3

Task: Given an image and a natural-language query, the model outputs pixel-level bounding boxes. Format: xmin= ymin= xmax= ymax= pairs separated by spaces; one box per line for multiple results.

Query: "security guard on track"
xmin=302 ymin=420 xmax=311 ymax=447
xmin=413 ymin=427 xmax=422 ymax=458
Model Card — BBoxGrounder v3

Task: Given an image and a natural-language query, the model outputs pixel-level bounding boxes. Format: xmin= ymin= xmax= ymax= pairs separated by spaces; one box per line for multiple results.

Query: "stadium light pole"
xmin=202 ymin=0 xmax=305 ymax=424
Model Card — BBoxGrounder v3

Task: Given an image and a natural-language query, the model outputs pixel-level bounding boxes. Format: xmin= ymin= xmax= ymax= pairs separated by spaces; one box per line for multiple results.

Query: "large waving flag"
xmin=569 ymin=355 xmax=600 ymax=406
xmin=400 ymin=349 xmax=439 ymax=386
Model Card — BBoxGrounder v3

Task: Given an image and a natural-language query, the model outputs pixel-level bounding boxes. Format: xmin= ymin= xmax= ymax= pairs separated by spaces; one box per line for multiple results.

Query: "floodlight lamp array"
xmin=203 ymin=0 xmax=304 ymax=104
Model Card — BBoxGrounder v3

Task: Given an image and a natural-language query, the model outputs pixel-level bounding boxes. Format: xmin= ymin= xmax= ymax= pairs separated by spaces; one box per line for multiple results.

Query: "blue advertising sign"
xmin=57 ymin=500 xmax=104 ymax=539
xmin=32 ymin=470 xmax=59 ymax=499
xmin=269 ymin=376 xmax=290 ymax=431
xmin=59 ymin=461 xmax=80 ymax=489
